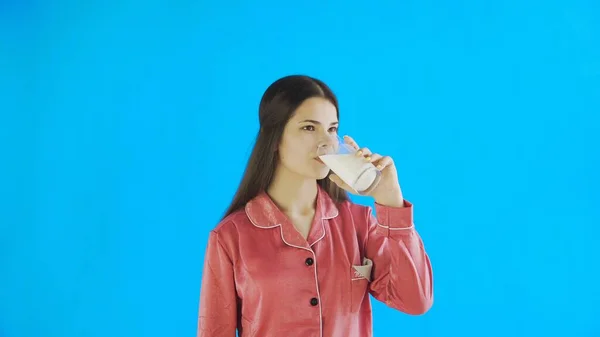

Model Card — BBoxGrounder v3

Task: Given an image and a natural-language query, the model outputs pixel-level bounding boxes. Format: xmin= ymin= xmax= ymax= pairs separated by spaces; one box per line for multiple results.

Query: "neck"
xmin=267 ymin=166 xmax=318 ymax=216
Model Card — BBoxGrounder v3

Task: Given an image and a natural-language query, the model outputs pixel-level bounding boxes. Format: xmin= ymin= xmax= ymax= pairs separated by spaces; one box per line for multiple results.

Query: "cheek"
xmin=279 ymin=138 xmax=314 ymax=166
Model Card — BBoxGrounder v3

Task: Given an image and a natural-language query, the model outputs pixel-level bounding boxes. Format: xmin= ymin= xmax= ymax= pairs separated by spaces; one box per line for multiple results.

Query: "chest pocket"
xmin=350 ymin=258 xmax=373 ymax=312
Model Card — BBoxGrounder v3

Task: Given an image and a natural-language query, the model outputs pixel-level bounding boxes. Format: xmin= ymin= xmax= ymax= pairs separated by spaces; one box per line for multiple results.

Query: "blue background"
xmin=1 ymin=1 xmax=599 ymax=336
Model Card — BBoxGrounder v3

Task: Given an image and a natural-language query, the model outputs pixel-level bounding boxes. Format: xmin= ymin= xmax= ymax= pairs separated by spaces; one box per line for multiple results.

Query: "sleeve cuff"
xmin=374 ymin=199 xmax=414 ymax=232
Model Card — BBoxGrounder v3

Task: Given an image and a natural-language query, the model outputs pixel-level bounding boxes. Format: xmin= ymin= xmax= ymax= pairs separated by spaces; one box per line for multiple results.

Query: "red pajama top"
xmin=197 ymin=185 xmax=434 ymax=337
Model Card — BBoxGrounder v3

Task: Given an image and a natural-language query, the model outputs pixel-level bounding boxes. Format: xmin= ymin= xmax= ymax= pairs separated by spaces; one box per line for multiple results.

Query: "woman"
xmin=197 ymin=75 xmax=433 ymax=337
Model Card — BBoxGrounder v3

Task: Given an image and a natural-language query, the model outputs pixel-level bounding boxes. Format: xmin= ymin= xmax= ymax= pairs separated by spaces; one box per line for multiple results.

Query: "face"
xmin=277 ymin=97 xmax=339 ymax=180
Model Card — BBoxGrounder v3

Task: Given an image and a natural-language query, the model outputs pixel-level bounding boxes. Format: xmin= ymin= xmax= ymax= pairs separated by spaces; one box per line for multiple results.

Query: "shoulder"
xmin=212 ymin=208 xmax=248 ymax=233
xmin=334 ymin=199 xmax=375 ymax=252
xmin=337 ymin=199 xmax=374 ymax=217
xmin=335 ymin=199 xmax=375 ymax=231
xmin=206 ymin=208 xmax=250 ymax=252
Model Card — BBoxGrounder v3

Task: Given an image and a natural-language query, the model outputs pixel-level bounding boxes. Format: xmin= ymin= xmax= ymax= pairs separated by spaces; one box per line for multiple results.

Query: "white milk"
xmin=319 ymin=154 xmax=380 ymax=193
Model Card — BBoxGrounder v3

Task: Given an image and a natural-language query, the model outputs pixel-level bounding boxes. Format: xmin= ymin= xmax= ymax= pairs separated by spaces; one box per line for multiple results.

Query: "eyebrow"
xmin=299 ymin=119 xmax=339 ymax=125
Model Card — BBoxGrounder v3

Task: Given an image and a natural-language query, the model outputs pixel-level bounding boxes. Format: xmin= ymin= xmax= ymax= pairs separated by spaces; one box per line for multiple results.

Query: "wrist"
xmin=374 ymin=194 xmax=404 ymax=208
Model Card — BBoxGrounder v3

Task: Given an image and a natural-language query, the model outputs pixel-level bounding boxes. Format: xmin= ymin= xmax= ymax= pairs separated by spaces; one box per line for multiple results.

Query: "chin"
xmin=299 ymin=167 xmax=330 ymax=180
xmin=314 ymin=168 xmax=331 ymax=180
xmin=294 ymin=161 xmax=330 ymax=180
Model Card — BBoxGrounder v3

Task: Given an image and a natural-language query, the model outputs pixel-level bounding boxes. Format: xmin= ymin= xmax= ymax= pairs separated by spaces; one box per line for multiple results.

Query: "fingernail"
xmin=356 ymin=150 xmax=362 ymax=156
xmin=365 ymin=156 xmax=371 ymax=161
xmin=377 ymin=164 xmax=383 ymax=170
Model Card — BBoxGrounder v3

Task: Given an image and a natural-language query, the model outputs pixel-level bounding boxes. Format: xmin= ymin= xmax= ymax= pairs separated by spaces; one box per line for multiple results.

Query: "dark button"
xmin=310 ymin=297 xmax=319 ymax=306
xmin=305 ymin=257 xmax=314 ymax=266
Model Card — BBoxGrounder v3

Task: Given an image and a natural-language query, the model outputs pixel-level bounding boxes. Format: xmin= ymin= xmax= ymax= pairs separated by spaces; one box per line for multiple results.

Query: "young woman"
xmin=197 ymin=75 xmax=434 ymax=337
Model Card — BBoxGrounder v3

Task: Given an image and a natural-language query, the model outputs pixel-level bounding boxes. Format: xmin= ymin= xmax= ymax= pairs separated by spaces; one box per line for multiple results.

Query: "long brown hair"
xmin=222 ymin=75 xmax=349 ymax=219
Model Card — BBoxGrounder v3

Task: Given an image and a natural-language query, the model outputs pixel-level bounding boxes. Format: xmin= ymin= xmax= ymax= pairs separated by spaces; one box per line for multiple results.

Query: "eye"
xmin=302 ymin=125 xmax=316 ymax=131
xmin=328 ymin=126 xmax=338 ymax=133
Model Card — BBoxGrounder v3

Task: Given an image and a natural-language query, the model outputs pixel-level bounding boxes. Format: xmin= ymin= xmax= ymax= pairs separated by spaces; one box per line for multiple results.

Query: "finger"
xmin=329 ymin=174 xmax=358 ymax=194
xmin=372 ymin=156 xmax=394 ymax=170
xmin=343 ymin=135 xmax=360 ymax=150
xmin=366 ymin=153 xmax=382 ymax=163
xmin=356 ymin=147 xmax=372 ymax=157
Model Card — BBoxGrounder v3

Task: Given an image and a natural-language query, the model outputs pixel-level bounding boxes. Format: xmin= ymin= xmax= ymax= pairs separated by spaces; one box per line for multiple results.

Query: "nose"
xmin=318 ymin=132 xmax=336 ymax=147
xmin=317 ymin=143 xmax=329 ymax=154
xmin=316 ymin=133 xmax=337 ymax=154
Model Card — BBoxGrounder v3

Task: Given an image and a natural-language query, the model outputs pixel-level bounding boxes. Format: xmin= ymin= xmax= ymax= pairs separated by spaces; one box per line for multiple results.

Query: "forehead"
xmin=290 ymin=97 xmax=338 ymax=123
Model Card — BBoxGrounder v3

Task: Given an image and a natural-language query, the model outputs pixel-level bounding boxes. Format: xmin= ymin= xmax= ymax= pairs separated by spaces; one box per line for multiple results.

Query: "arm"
xmin=197 ymin=231 xmax=237 ymax=336
xmin=365 ymin=200 xmax=434 ymax=315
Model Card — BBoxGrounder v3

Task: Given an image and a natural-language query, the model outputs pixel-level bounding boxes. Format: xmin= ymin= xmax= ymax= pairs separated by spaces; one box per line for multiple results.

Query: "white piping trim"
xmin=245 ymin=204 xmax=331 ymax=250
xmin=310 ymin=218 xmax=327 ymax=247
xmin=319 ymin=189 xmax=339 ymax=220
xmin=310 ymin=192 xmax=336 ymax=246
xmin=322 ymin=209 xmax=339 ymax=220
xmin=245 ymin=204 xmax=323 ymax=336
xmin=245 ymin=204 xmax=313 ymax=251
xmin=250 ymin=223 xmax=312 ymax=252
xmin=310 ymin=217 xmax=326 ymax=336
xmin=312 ymin=250 xmax=323 ymax=337
xmin=377 ymin=223 xmax=414 ymax=230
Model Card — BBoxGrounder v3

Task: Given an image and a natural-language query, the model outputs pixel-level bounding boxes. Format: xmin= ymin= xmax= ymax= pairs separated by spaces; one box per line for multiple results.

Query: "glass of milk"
xmin=317 ymin=135 xmax=382 ymax=195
